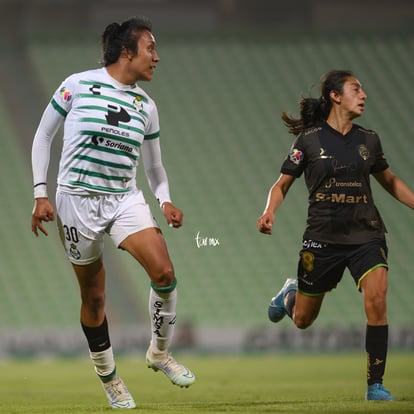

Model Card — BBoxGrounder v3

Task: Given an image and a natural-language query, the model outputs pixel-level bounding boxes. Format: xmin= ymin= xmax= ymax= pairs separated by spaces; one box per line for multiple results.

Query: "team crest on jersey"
xmin=59 ymin=86 xmax=72 ymax=102
xmin=358 ymin=145 xmax=370 ymax=161
xmin=133 ymin=95 xmax=143 ymax=112
xmin=69 ymin=243 xmax=81 ymax=260
xmin=289 ymin=148 xmax=303 ymax=165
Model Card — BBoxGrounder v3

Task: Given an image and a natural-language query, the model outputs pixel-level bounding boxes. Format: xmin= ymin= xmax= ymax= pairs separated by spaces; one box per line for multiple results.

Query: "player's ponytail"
xmin=101 ymin=22 xmax=123 ymax=66
xmin=281 ymin=69 xmax=352 ymax=136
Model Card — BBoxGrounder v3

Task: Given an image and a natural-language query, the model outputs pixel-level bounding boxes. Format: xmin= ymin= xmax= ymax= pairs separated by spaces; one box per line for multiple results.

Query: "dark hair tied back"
xmin=281 ymin=69 xmax=352 ymax=135
xmin=101 ymin=16 xmax=152 ymax=67
xmin=104 ymin=22 xmax=121 ymax=39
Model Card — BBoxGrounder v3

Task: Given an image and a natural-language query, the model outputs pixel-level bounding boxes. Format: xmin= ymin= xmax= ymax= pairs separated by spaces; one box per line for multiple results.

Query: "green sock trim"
xmin=151 ymin=277 xmax=177 ymax=293
xmin=99 ymin=367 xmax=116 ymax=383
xmin=298 ymin=289 xmax=326 ymax=297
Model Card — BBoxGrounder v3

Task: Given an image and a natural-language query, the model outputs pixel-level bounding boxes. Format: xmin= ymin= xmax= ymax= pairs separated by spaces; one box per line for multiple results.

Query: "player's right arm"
xmin=31 ymin=102 xmax=64 ymax=236
xmin=32 ymin=197 xmax=55 ymax=236
xmin=257 ymin=173 xmax=295 ymax=235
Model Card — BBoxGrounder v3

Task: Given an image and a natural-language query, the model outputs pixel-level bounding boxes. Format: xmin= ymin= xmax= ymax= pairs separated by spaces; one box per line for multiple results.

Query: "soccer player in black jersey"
xmin=257 ymin=70 xmax=414 ymax=401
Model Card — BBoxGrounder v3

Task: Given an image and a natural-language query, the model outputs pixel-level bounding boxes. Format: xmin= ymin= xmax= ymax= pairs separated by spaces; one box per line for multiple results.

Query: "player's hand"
xmin=32 ymin=197 xmax=55 ymax=236
xmin=162 ymin=202 xmax=183 ymax=228
xmin=257 ymin=211 xmax=274 ymax=235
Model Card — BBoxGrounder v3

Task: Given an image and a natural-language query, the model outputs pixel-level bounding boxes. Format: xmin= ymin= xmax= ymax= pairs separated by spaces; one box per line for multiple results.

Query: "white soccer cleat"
xmin=146 ymin=348 xmax=195 ymax=388
xmin=101 ymin=375 xmax=136 ymax=409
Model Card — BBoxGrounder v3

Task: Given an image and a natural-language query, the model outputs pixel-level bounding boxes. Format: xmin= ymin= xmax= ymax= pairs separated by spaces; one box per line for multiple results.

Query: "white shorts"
xmin=56 ymin=189 xmax=159 ymax=265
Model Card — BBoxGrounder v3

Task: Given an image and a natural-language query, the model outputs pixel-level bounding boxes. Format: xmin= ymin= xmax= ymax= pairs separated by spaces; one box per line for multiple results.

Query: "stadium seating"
xmin=0 ymin=95 xmax=79 ymax=330
xmin=1 ymin=32 xmax=412 ymax=353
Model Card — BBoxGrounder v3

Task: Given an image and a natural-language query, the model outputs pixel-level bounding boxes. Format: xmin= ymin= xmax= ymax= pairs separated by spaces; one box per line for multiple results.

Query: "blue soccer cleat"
xmin=365 ymin=383 xmax=396 ymax=401
xmin=268 ymin=278 xmax=297 ymax=322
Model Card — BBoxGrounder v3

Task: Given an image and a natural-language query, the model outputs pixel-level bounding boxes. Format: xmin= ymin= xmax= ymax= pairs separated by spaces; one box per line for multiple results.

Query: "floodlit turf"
xmin=0 ymin=352 xmax=413 ymax=413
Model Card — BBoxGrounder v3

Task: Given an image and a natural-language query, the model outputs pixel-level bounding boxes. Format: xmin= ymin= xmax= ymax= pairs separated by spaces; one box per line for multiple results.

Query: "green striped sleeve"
xmin=144 ymin=131 xmax=160 ymax=140
xmin=50 ymin=98 xmax=67 ymax=117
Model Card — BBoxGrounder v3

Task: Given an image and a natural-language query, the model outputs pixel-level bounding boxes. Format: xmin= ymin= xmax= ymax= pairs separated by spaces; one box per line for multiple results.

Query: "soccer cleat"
xmin=146 ymin=348 xmax=195 ymax=388
xmin=101 ymin=375 xmax=136 ymax=409
xmin=268 ymin=278 xmax=297 ymax=322
xmin=365 ymin=383 xmax=396 ymax=401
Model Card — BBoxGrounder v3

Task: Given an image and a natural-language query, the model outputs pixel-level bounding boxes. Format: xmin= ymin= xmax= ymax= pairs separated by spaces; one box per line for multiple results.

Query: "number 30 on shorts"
xmin=62 ymin=225 xmax=79 ymax=243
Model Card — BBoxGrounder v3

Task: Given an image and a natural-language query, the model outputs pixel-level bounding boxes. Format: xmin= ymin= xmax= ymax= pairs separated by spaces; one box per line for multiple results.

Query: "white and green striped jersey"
xmin=42 ymin=67 xmax=161 ymax=195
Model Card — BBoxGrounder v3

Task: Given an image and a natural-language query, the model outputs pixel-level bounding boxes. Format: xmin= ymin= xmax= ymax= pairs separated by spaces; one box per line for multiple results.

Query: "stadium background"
xmin=0 ymin=0 xmax=413 ymax=356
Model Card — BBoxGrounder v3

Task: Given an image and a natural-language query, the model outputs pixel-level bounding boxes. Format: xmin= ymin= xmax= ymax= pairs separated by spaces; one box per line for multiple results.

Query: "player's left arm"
xmin=141 ymin=138 xmax=183 ymax=228
xmin=374 ymin=168 xmax=414 ymax=210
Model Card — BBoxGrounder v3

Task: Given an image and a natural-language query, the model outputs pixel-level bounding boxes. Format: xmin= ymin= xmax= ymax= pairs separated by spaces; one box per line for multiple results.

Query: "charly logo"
xmin=359 ymin=144 xmax=370 ymax=161
xmin=195 ymin=231 xmax=220 ymax=248
xmin=89 ymin=84 xmax=101 ymax=95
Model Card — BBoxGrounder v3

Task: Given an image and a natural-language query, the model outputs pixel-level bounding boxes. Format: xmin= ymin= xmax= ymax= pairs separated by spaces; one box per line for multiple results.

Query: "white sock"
xmin=149 ymin=287 xmax=177 ymax=353
xmin=89 ymin=346 xmax=116 ymax=378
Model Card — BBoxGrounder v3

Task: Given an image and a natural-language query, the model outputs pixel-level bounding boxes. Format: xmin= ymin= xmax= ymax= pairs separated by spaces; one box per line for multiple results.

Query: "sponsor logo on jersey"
xmin=315 ymin=192 xmax=368 ymax=204
xmin=289 ymin=148 xmax=303 ymax=165
xmin=324 ymin=178 xmax=362 ymax=189
xmin=105 ymin=140 xmax=133 ymax=153
xmin=100 ymin=126 xmax=130 ymax=138
xmin=91 ymin=135 xmax=133 ymax=153
xmin=106 ymin=105 xmax=131 ymax=126
xmin=91 ymin=136 xmax=104 ymax=145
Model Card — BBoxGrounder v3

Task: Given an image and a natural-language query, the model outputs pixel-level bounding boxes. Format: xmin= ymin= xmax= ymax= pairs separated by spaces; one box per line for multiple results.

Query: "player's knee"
xmin=150 ymin=265 xmax=175 ymax=287
xmin=368 ymin=296 xmax=386 ymax=311
xmin=365 ymin=296 xmax=387 ymax=323
xmin=293 ymin=313 xmax=314 ymax=329
xmin=294 ymin=320 xmax=312 ymax=330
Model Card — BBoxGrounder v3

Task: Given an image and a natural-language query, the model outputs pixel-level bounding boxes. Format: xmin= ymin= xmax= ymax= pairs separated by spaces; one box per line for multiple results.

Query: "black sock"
xmin=285 ymin=290 xmax=296 ymax=318
xmin=81 ymin=316 xmax=111 ymax=352
xmin=365 ymin=324 xmax=388 ymax=386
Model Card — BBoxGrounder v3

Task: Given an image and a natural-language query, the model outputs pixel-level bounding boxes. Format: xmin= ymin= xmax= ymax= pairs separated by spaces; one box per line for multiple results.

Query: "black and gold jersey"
xmin=280 ymin=121 xmax=389 ymax=244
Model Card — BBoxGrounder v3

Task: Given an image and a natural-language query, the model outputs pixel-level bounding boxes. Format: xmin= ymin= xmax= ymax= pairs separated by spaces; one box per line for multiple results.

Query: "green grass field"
xmin=0 ymin=352 xmax=413 ymax=413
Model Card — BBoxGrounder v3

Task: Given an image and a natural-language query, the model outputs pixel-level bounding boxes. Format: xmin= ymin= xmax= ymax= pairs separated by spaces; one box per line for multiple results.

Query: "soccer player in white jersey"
xmin=31 ymin=16 xmax=195 ymax=409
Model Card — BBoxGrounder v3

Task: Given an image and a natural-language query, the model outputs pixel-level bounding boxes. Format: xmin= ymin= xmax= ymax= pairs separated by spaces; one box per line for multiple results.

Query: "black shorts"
xmin=297 ymin=239 xmax=388 ymax=295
